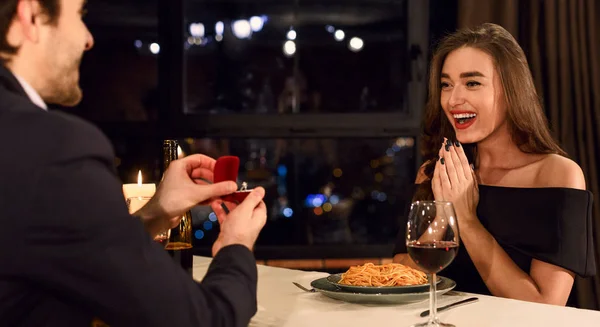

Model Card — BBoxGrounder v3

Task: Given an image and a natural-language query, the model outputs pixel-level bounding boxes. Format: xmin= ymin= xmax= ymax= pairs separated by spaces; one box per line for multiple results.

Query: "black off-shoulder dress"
xmin=393 ymin=185 xmax=596 ymax=295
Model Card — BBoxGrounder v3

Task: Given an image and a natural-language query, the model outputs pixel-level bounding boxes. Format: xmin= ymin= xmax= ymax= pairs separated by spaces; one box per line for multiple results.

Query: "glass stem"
xmin=428 ymin=273 xmax=438 ymax=326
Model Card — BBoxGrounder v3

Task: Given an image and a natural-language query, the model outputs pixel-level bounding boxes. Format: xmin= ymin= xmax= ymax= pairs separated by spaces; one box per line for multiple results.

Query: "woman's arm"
xmin=460 ymin=218 xmax=574 ymax=305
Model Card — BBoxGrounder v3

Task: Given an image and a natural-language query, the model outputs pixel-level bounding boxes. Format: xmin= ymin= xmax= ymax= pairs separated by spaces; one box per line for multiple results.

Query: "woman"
xmin=393 ymin=23 xmax=596 ymax=305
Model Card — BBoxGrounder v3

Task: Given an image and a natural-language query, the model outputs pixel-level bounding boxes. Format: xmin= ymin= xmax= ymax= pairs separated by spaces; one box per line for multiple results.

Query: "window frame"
xmin=96 ymin=0 xmax=432 ymax=259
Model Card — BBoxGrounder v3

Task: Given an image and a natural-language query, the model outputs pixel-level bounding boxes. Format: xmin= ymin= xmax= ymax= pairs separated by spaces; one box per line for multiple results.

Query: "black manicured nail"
xmin=445 ymin=144 xmax=451 ymax=152
xmin=440 ymin=157 xmax=445 ymax=165
xmin=454 ymin=141 xmax=461 ymax=147
xmin=446 ymin=139 xmax=452 ymax=146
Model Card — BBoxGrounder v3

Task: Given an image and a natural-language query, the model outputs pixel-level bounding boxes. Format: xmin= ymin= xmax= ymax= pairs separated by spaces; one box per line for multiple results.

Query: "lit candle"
xmin=122 ymin=170 xmax=156 ymax=200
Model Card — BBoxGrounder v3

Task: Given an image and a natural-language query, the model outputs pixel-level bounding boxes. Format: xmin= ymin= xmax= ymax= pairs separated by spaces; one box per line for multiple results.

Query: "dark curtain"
xmin=457 ymin=0 xmax=600 ymax=310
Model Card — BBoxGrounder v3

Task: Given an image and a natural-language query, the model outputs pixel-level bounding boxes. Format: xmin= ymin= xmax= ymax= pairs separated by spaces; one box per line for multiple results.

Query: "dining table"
xmin=192 ymin=256 xmax=600 ymax=326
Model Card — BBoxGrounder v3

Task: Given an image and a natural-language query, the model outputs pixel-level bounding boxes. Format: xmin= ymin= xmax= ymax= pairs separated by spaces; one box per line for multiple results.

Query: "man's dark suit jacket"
xmin=0 ymin=65 xmax=258 ymax=327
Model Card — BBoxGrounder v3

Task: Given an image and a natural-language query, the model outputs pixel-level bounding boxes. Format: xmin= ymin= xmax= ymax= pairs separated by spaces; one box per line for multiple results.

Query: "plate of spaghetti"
xmin=310 ymin=274 xmax=455 ymax=305
xmin=326 ymin=263 xmax=439 ymax=294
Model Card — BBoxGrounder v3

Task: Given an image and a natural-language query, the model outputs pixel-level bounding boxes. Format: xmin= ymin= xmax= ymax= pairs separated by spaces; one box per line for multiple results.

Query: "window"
xmin=175 ymin=137 xmax=416 ymax=250
xmin=75 ymin=0 xmax=450 ymax=260
xmin=184 ymin=0 xmax=410 ymax=114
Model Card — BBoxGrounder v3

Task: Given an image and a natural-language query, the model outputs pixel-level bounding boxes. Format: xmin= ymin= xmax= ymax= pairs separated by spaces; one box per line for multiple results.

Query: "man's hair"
xmin=0 ymin=0 xmax=60 ymax=60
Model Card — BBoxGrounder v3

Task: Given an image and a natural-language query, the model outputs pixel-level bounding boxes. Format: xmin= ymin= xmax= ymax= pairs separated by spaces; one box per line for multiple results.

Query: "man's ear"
xmin=12 ymin=0 xmax=45 ymax=45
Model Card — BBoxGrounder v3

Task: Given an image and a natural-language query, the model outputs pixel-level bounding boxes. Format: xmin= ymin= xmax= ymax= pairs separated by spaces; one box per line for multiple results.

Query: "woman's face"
xmin=440 ymin=47 xmax=508 ymax=144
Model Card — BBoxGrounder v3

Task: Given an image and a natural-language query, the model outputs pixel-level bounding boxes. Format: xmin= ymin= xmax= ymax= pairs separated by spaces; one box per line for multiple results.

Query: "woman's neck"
xmin=476 ymin=123 xmax=526 ymax=170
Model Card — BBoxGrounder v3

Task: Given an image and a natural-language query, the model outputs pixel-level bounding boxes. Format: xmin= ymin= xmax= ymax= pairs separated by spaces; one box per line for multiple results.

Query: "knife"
xmin=420 ymin=297 xmax=479 ymax=317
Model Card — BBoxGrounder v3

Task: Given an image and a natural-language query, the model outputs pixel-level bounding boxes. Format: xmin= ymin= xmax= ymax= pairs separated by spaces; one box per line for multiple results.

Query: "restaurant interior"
xmin=51 ymin=0 xmax=600 ymax=316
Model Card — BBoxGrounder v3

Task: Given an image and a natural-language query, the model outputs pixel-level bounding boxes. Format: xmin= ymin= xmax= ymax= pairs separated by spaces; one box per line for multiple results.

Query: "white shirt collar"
xmin=13 ymin=74 xmax=48 ymax=111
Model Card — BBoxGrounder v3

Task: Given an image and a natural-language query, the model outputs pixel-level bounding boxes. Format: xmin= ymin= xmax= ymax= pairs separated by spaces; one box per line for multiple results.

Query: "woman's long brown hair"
xmin=414 ymin=23 xmax=566 ymax=201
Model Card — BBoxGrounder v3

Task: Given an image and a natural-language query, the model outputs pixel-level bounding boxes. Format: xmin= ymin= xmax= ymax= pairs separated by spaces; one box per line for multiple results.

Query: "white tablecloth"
xmin=193 ymin=256 xmax=599 ymax=326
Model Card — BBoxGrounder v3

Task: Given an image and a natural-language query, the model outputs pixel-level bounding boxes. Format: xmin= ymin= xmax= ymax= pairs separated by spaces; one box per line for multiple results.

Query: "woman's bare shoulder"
xmin=535 ymin=154 xmax=586 ymax=190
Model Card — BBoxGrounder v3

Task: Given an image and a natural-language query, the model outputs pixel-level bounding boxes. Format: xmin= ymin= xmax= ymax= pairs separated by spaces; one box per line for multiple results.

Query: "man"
xmin=0 ymin=1 xmax=267 ymax=326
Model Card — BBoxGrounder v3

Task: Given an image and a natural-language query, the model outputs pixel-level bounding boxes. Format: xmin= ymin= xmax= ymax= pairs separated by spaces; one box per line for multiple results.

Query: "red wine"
xmin=407 ymin=241 xmax=458 ymax=274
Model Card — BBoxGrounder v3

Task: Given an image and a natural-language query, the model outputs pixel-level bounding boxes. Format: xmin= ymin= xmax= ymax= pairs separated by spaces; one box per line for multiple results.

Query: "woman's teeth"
xmin=453 ymin=113 xmax=477 ymax=124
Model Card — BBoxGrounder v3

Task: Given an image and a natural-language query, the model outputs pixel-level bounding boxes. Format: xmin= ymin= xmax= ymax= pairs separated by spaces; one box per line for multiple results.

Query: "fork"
xmin=292 ymin=282 xmax=316 ymax=293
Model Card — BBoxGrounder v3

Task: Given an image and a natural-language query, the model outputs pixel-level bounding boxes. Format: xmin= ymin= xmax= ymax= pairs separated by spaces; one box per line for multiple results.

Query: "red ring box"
xmin=214 ymin=156 xmax=252 ymax=202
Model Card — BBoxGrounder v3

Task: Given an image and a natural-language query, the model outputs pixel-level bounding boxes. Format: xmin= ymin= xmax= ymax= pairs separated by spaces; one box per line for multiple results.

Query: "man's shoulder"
xmin=45 ymin=110 xmax=108 ymax=145
xmin=0 ymin=91 xmax=114 ymax=165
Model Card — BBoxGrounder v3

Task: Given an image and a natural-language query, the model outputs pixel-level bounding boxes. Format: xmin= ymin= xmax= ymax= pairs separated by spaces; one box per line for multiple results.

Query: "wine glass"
xmin=406 ymin=201 xmax=460 ymax=327
xmin=126 ymin=196 xmax=170 ymax=248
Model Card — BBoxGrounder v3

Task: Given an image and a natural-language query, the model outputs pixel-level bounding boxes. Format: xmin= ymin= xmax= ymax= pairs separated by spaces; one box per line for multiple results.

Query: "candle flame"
xmin=137 ymin=170 xmax=142 ymax=186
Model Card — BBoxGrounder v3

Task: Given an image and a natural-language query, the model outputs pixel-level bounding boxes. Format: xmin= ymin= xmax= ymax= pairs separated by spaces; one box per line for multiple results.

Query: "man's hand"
xmin=210 ymin=187 xmax=267 ymax=256
xmin=135 ymin=154 xmax=238 ymax=237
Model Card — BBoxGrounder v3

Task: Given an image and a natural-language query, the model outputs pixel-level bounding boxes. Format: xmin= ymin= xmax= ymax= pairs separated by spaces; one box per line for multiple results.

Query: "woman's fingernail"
xmin=469 ymin=164 xmax=474 ymax=170
xmin=440 ymin=157 xmax=445 ymax=165
xmin=446 ymin=139 xmax=453 ymax=151
xmin=454 ymin=140 xmax=461 ymax=147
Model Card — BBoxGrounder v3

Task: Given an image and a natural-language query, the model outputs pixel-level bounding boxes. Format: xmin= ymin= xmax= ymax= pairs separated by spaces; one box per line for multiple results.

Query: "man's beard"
xmin=42 ymin=56 xmax=84 ymax=107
